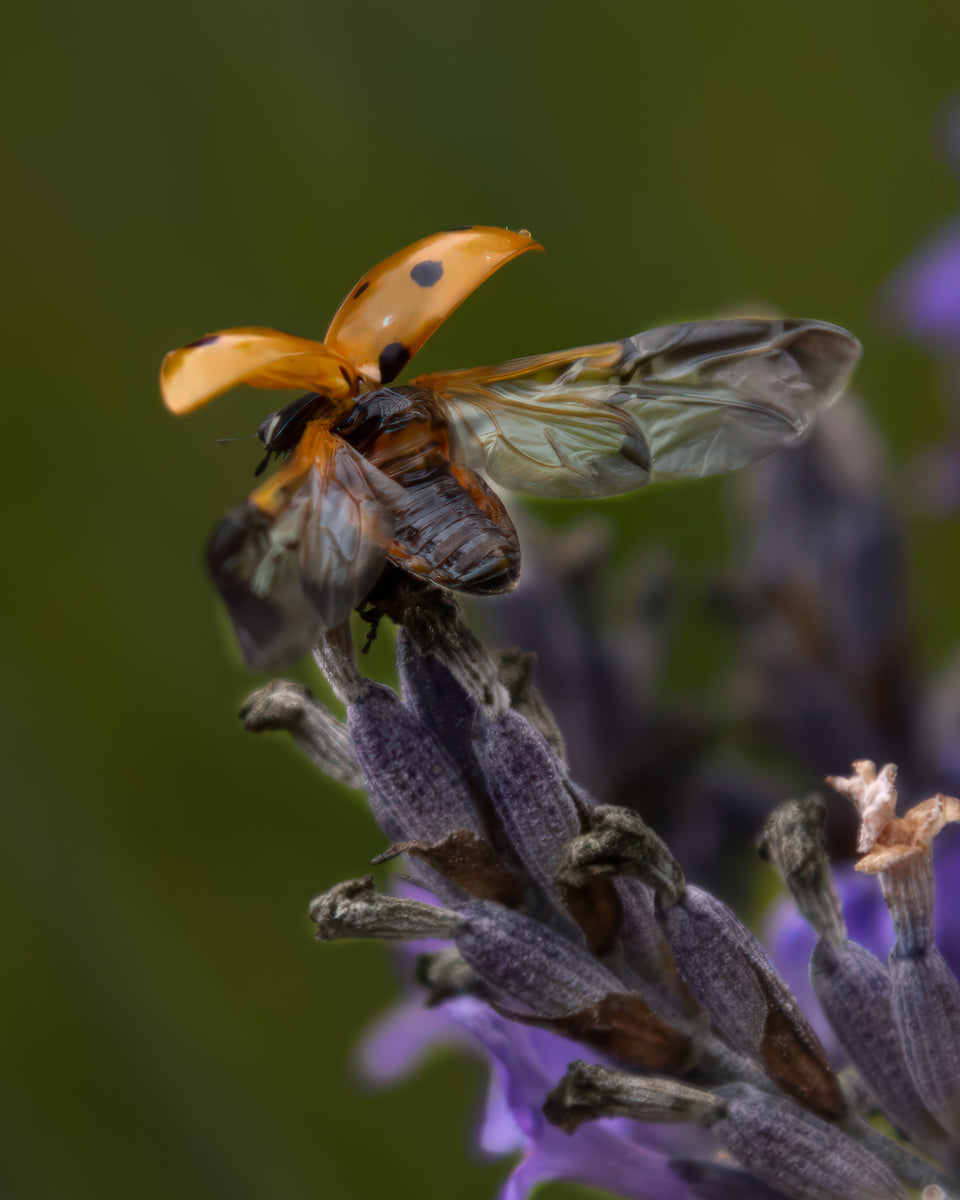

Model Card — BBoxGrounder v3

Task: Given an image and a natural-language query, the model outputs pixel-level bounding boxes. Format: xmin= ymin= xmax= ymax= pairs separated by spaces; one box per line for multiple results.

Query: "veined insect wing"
xmin=416 ymin=318 xmax=861 ymax=499
xmin=209 ymin=426 xmax=403 ymax=669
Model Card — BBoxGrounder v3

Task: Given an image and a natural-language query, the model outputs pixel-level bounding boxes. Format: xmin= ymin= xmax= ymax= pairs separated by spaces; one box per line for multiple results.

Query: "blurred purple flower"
xmin=884 ymin=100 xmax=960 ymax=357
xmin=881 ymin=99 xmax=960 ymax=510
xmin=725 ymin=398 xmax=960 ymax=896
xmin=736 ymin=399 xmax=960 ymax=1063
xmin=728 ymin=398 xmax=916 ymax=791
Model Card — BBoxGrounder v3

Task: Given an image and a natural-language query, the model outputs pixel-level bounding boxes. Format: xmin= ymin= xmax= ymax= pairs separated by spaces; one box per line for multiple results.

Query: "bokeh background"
xmin=4 ymin=2 xmax=960 ymax=1197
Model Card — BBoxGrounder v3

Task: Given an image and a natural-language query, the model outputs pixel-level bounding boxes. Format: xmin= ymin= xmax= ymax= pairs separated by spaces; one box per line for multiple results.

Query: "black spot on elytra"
xmin=352 ymin=281 xmax=370 ymax=300
xmin=410 ymin=260 xmax=444 ymax=288
xmin=378 ymin=341 xmax=411 ymax=383
xmin=185 ymin=334 xmax=219 ymax=348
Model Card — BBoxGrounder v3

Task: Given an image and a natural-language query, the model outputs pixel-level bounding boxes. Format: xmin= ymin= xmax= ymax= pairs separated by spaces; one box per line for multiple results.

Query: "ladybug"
xmin=161 ymin=227 xmax=860 ymax=668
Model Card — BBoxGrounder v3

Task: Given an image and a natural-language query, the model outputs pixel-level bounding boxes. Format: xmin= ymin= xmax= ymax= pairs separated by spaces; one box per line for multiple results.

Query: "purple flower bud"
xmin=612 ymin=877 xmax=673 ymax=987
xmin=661 ymin=887 xmax=845 ymax=1120
xmin=811 ymin=937 xmax=950 ymax=1152
xmin=347 ymin=680 xmax=483 ymax=845
xmin=472 ymin=709 xmax=581 ymax=896
xmin=891 ymin=946 xmax=960 ymax=1137
xmin=832 ymin=765 xmax=960 ymax=1137
xmin=546 ymin=1066 xmax=910 ymax=1200
xmin=606 ymin=878 xmax=692 ymax=1018
xmin=456 ymin=901 xmax=693 ymax=1072
xmin=396 ymin=630 xmax=484 ymax=779
xmin=668 ymin=1156 xmax=793 ymax=1200
xmin=712 ymin=1084 xmax=910 ymax=1200
xmin=380 ymin=580 xmax=509 ymax=712
xmin=455 ymin=900 xmax=629 ymax=1016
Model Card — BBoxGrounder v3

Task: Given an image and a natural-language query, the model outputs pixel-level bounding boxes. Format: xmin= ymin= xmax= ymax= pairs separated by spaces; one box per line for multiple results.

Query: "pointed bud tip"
xmin=240 ymin=680 xmax=313 ymax=730
xmin=308 ymin=876 xmax=463 ymax=942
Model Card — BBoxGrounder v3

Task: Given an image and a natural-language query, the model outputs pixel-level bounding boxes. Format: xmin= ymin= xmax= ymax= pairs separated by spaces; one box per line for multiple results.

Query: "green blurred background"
xmin=4 ymin=2 xmax=960 ymax=1197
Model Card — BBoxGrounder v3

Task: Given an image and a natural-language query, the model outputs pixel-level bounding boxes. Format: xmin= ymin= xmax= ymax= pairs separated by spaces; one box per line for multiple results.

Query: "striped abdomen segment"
xmin=336 ymin=386 xmax=520 ymax=595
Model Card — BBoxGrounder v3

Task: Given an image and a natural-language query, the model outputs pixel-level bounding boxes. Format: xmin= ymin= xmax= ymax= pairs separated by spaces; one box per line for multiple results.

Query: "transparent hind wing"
xmin=208 ymin=424 xmax=401 ymax=668
xmin=416 ymin=319 xmax=861 ymax=499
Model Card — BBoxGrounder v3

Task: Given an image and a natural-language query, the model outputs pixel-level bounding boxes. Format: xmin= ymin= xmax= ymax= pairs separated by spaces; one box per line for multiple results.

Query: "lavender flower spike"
xmin=831 ymin=760 xmax=960 ymax=1139
xmin=238 ymin=584 xmax=960 ymax=1200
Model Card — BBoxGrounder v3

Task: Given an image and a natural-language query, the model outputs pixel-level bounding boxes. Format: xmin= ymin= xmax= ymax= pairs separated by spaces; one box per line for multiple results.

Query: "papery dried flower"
xmin=833 ymin=761 xmax=960 ymax=1140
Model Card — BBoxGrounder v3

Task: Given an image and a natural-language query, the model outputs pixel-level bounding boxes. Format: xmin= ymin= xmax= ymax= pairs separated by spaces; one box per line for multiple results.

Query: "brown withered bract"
xmin=372 ymin=831 xmax=526 ymax=909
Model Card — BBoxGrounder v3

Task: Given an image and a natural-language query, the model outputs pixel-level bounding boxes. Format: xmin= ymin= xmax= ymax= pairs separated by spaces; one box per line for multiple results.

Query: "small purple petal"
xmin=358 ymin=993 xmax=470 ymax=1085
xmin=355 ymin=882 xmax=472 ymax=1084
xmin=361 ymin=970 xmax=710 ymax=1200
xmin=478 ymin=1065 xmax=527 ymax=1156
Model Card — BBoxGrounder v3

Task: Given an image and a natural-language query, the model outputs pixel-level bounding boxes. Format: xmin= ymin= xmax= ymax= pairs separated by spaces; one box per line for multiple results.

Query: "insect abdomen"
xmin=389 ymin=466 xmax=520 ymax=594
xmin=337 ymin=387 xmax=520 ymax=595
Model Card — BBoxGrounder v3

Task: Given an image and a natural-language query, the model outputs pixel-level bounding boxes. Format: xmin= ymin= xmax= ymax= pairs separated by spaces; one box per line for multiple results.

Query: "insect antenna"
xmin=212 ymin=434 xmax=272 ymax=474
